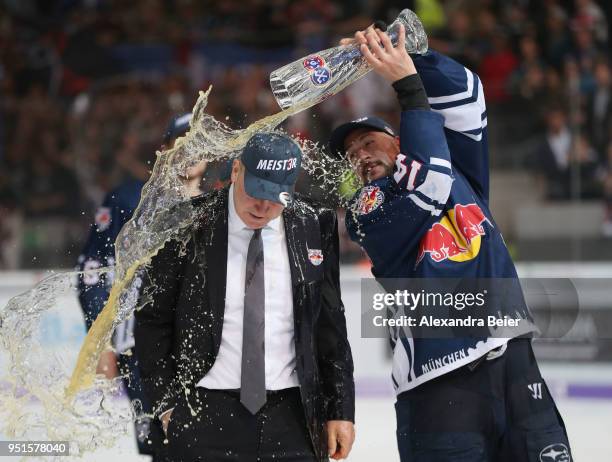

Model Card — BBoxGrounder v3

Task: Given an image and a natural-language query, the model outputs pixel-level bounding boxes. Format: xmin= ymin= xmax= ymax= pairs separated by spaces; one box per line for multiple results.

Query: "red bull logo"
xmin=416 ymin=203 xmax=491 ymax=266
xmin=454 ymin=203 xmax=488 ymax=242
xmin=308 ymin=249 xmax=324 ymax=266
xmin=355 ymin=186 xmax=384 ymax=215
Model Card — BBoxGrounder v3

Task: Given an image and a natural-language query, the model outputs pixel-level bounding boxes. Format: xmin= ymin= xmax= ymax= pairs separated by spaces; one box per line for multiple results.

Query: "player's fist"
xmin=357 ymin=24 xmax=417 ymax=83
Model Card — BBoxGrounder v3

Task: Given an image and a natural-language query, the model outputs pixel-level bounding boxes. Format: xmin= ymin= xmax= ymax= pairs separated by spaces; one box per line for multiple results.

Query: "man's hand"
xmin=326 ymin=420 xmax=355 ymax=460
xmin=343 ymin=24 xmax=417 ymax=83
xmin=160 ymin=409 xmax=174 ymax=436
xmin=96 ymin=350 xmax=118 ymax=379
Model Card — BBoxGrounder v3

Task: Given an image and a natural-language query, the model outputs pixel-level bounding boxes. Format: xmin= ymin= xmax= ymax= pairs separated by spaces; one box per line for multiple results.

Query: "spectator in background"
xmin=473 ymin=8 xmax=497 ymax=58
xmin=23 ymin=149 xmax=80 ymax=218
xmin=0 ymin=178 xmax=22 ymax=270
xmin=603 ymin=142 xmax=612 ymax=237
xmin=536 ymin=105 xmax=602 ymax=200
xmin=536 ymin=107 xmax=572 ymax=199
xmin=569 ymin=133 xmax=602 ymax=199
xmin=429 ymin=8 xmax=479 ymax=70
xmin=573 ymin=0 xmax=609 ymax=46
xmin=1 ymin=0 xmax=611 ymax=266
xmin=511 ymin=36 xmax=547 ymax=104
xmin=543 ymin=2 xmax=573 ymax=68
xmin=585 ymin=58 xmax=612 ymax=161
xmin=479 ymin=31 xmax=518 ymax=103
xmin=288 ymin=0 xmax=338 ymax=53
xmin=571 ymin=27 xmax=599 ymax=93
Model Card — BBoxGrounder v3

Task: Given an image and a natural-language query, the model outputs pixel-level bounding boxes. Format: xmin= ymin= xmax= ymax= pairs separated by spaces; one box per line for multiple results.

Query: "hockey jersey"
xmin=77 ymin=178 xmax=144 ymax=353
xmin=346 ymin=51 xmax=537 ymax=394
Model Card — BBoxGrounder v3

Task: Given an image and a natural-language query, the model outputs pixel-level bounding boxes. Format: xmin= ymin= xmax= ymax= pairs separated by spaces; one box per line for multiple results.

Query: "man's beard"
xmin=361 ymin=160 xmax=393 ymax=182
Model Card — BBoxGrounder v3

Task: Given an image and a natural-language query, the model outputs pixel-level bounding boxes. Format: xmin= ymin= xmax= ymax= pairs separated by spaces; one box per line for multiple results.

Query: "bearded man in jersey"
xmin=328 ymin=24 xmax=572 ymax=462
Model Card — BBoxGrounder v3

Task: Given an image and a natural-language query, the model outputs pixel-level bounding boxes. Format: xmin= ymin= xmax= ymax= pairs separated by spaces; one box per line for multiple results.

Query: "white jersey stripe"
xmin=409 ymin=195 xmax=443 ymax=216
xmin=430 ymin=157 xmax=452 ymax=170
xmin=427 ymin=68 xmax=474 ymax=105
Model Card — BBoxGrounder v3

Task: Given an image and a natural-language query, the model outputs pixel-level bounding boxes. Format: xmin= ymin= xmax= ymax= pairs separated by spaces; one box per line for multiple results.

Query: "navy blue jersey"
xmin=77 ymin=178 xmax=144 ymax=351
xmin=416 ymin=50 xmax=490 ymax=202
xmin=346 ymin=51 xmax=536 ymax=393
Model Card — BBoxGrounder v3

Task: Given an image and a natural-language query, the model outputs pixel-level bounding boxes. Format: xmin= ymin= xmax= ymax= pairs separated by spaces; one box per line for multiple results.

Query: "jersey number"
xmin=394 ymin=153 xmax=422 ymax=190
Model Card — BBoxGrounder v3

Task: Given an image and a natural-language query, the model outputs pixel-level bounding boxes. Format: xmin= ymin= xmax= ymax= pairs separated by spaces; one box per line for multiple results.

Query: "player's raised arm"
xmin=411 ymin=50 xmax=489 ymax=201
xmin=335 ymin=25 xmax=453 ymax=276
xmin=344 ymin=23 xmax=489 ymax=201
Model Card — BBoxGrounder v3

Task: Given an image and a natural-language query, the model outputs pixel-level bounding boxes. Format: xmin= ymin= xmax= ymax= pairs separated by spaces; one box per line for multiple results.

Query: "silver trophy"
xmin=269 ymin=9 xmax=428 ymax=111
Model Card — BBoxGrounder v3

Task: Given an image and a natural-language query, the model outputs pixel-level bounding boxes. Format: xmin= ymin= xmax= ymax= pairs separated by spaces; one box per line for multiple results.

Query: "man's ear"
xmin=385 ymin=136 xmax=401 ymax=165
xmin=230 ymin=159 xmax=241 ymax=183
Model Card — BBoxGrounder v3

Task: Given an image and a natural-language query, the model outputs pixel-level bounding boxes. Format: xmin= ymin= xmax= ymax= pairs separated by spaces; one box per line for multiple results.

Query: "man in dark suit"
xmin=134 ymin=132 xmax=355 ymax=462
xmin=585 ymin=58 xmax=611 ymax=162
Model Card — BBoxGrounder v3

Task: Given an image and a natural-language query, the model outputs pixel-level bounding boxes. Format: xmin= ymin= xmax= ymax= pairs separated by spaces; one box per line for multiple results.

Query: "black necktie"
xmin=240 ymin=228 xmax=266 ymax=414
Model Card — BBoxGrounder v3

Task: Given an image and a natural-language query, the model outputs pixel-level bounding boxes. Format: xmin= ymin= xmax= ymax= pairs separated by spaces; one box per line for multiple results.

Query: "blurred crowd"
xmin=0 ymin=0 xmax=611 ymax=269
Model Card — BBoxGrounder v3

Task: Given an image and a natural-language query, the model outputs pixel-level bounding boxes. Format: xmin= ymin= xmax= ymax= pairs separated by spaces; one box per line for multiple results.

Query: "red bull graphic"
xmin=416 ymin=203 xmax=491 ymax=266
xmin=355 ymin=186 xmax=384 ymax=215
xmin=454 ymin=203 xmax=489 ymax=243
xmin=417 ymin=223 xmax=466 ymax=263
xmin=307 ymin=248 xmax=324 ymax=266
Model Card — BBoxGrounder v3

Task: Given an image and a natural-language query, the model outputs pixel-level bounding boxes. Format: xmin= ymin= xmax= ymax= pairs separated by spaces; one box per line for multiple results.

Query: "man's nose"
xmin=253 ymin=199 xmax=270 ymax=212
xmin=356 ymin=148 xmax=371 ymax=162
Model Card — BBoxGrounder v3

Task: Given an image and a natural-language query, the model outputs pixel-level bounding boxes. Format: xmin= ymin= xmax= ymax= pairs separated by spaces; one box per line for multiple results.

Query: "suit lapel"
xmin=204 ymin=188 xmax=229 ymax=352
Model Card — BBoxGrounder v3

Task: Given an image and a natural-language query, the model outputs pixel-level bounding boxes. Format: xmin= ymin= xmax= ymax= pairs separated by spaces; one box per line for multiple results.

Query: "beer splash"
xmin=0 ymin=86 xmax=352 ymax=455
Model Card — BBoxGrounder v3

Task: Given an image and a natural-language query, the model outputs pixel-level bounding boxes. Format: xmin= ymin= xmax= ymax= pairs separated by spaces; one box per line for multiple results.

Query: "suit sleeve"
xmin=346 ymin=110 xmax=453 ymax=273
xmin=413 ymin=50 xmax=490 ymax=201
xmin=316 ymin=208 xmax=355 ymax=422
xmin=133 ymin=236 xmax=187 ymax=416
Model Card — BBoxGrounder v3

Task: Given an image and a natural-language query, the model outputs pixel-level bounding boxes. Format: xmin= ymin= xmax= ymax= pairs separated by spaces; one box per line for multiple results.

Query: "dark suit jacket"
xmin=134 ymin=187 xmax=355 ymax=461
xmin=586 ymin=88 xmax=612 ymax=159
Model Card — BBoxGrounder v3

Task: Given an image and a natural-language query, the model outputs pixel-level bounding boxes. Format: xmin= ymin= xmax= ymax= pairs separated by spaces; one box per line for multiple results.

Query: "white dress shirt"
xmin=197 ymin=184 xmax=299 ymax=390
xmin=547 ymin=128 xmax=571 ymax=170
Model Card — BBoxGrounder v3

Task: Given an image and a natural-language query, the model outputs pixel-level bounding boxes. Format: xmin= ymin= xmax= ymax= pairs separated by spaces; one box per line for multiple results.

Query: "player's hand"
xmin=326 ymin=420 xmax=355 ymax=460
xmin=338 ymin=20 xmax=388 ymax=46
xmin=357 ymin=24 xmax=417 ymax=83
xmin=96 ymin=350 xmax=118 ymax=379
xmin=340 ymin=25 xmax=417 ymax=83
xmin=161 ymin=409 xmax=174 ymax=436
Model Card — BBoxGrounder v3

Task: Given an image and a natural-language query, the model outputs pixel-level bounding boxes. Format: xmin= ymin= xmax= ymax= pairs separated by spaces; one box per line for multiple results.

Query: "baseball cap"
xmin=240 ymin=133 xmax=302 ymax=206
xmin=163 ymin=112 xmax=192 ymax=144
xmin=329 ymin=116 xmax=396 ymax=158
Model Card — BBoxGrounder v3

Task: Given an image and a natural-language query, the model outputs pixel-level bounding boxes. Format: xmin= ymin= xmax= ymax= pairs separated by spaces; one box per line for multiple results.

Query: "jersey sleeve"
xmin=76 ymin=192 xmax=132 ymax=330
xmin=346 ymin=110 xmax=453 ymax=275
xmin=412 ymin=50 xmax=490 ymax=201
